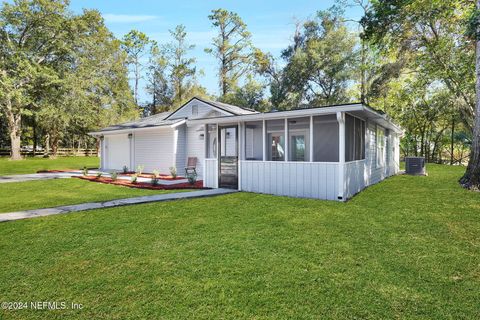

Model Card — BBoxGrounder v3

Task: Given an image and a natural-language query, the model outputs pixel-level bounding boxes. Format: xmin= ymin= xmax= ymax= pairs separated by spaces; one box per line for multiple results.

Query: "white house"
xmin=90 ymin=97 xmax=402 ymax=201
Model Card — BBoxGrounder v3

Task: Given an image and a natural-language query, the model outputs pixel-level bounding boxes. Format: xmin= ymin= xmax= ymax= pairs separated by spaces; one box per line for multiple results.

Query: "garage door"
xmin=105 ymin=134 xmax=130 ymax=170
xmin=134 ymin=129 xmax=174 ymax=173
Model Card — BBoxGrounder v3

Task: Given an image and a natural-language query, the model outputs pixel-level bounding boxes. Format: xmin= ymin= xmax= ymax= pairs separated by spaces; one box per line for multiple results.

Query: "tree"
xmin=206 ymin=9 xmax=254 ymax=98
xmin=165 ymin=25 xmax=197 ymax=106
xmin=281 ymin=6 xmax=358 ymax=106
xmin=121 ymin=30 xmax=151 ymax=105
xmin=360 ymin=0 xmax=478 ymax=188
xmin=145 ymin=43 xmax=172 ymax=115
xmin=462 ymin=0 xmax=480 ymax=188
xmin=0 ymin=0 xmax=75 ymax=160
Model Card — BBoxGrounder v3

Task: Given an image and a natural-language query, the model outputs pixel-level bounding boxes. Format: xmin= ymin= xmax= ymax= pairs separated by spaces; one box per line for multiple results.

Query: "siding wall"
xmin=186 ymin=124 xmax=206 ymax=178
xmin=134 ymin=128 xmax=175 ymax=173
xmin=240 ymin=161 xmax=339 ymax=200
xmin=174 ymin=124 xmax=187 ymax=172
xmin=168 ymin=100 xmax=227 ymax=120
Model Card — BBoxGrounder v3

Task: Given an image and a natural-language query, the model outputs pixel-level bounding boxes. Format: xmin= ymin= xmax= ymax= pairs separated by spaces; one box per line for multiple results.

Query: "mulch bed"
xmin=74 ymin=176 xmax=205 ymax=190
xmin=37 ymin=169 xmax=79 ymax=173
xmin=120 ymin=172 xmax=185 ymax=180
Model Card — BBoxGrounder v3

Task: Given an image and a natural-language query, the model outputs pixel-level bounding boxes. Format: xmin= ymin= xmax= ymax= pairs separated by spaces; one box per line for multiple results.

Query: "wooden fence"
xmin=0 ymin=148 xmax=98 ymax=157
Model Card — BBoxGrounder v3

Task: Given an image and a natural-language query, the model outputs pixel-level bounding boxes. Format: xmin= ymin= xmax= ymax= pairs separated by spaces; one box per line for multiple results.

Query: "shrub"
xmin=152 ymin=170 xmax=160 ymax=185
xmin=111 ymin=171 xmax=118 ymax=181
xmin=186 ymin=172 xmax=197 ymax=185
xmin=122 ymin=165 xmax=128 ymax=174
xmin=136 ymin=165 xmax=144 ymax=175
xmin=82 ymin=166 xmax=88 ymax=176
xmin=131 ymin=174 xmax=138 ymax=184
xmin=96 ymin=172 xmax=102 ymax=179
xmin=169 ymin=166 xmax=177 ymax=178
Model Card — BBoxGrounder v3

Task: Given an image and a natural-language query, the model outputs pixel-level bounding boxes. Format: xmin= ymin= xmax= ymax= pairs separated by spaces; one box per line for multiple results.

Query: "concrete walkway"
xmin=0 ymin=188 xmax=237 ymax=223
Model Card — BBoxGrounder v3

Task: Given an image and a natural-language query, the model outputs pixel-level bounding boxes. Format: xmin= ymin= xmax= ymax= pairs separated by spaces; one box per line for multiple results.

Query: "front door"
xmin=218 ymin=125 xmax=238 ymax=189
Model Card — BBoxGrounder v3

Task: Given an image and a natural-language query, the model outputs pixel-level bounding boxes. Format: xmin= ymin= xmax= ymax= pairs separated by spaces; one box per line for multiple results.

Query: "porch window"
xmin=269 ymin=134 xmax=285 ymax=161
xmin=244 ymin=121 xmax=263 ymax=160
xmin=266 ymin=119 xmax=285 ymax=161
xmin=345 ymin=114 xmax=365 ymax=162
xmin=312 ymin=114 xmax=339 ymax=162
xmin=288 ymin=117 xmax=310 ymax=161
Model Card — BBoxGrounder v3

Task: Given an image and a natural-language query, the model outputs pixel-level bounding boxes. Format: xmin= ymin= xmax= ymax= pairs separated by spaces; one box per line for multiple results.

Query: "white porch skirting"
xmin=240 ymin=161 xmax=339 ymax=200
xmin=204 ymin=159 xmax=218 ymax=188
xmin=344 ymin=160 xmax=366 ymax=199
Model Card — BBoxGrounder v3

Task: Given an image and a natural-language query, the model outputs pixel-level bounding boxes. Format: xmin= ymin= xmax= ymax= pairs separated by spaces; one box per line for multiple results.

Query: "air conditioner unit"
xmin=405 ymin=157 xmax=426 ymax=175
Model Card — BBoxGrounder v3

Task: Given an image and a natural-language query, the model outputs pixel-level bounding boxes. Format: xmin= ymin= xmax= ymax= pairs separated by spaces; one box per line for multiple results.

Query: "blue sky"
xmin=70 ymin=0 xmax=363 ymax=103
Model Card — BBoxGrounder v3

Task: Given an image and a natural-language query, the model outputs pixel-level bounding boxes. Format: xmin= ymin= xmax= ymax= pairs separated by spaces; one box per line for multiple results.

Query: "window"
xmin=345 ymin=114 xmax=365 ymax=161
xmin=288 ymin=117 xmax=310 ymax=161
xmin=266 ymin=119 xmax=285 ymax=161
xmin=206 ymin=124 xmax=217 ymax=158
xmin=269 ymin=134 xmax=285 ymax=161
xmin=244 ymin=121 xmax=263 ymax=160
xmin=313 ymin=115 xmax=339 ymax=162
xmin=290 ymin=135 xmax=305 ymax=161
xmin=376 ymin=126 xmax=385 ymax=167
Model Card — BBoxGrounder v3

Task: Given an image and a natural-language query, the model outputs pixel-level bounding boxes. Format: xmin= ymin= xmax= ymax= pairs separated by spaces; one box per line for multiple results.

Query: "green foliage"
xmin=206 ymin=9 xmax=255 ymax=97
xmin=82 ymin=166 xmax=88 ymax=176
xmin=123 ymin=165 xmax=129 ymax=174
xmin=131 ymin=174 xmax=138 ymax=184
xmin=111 ymin=171 xmax=118 ymax=181
xmin=136 ymin=165 xmax=144 ymax=175
xmin=168 ymin=166 xmax=177 ymax=178
xmin=95 ymin=172 xmax=102 ymax=178
xmin=186 ymin=172 xmax=197 ymax=185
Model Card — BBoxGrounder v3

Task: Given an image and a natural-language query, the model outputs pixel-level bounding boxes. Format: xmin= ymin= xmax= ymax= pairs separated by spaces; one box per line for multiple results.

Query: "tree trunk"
xmin=5 ymin=100 xmax=22 ymax=160
xmin=44 ymin=134 xmax=50 ymax=158
xmin=460 ymin=0 xmax=480 ymax=188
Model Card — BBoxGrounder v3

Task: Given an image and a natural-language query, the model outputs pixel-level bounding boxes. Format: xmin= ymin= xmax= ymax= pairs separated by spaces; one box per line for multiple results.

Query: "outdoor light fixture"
xmin=128 ymin=133 xmax=133 ymax=139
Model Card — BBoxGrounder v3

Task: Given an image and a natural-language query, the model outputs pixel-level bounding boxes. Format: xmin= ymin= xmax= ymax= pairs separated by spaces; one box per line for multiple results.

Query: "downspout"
xmin=337 ymin=112 xmax=346 ymax=201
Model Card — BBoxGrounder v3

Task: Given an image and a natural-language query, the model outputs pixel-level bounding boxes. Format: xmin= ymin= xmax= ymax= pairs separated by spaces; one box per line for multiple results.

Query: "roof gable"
xmin=165 ymin=97 xmax=258 ymax=120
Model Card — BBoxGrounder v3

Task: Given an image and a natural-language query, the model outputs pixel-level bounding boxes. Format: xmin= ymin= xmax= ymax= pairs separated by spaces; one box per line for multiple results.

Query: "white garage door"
xmin=134 ymin=129 xmax=174 ymax=173
xmin=105 ymin=134 xmax=130 ymax=170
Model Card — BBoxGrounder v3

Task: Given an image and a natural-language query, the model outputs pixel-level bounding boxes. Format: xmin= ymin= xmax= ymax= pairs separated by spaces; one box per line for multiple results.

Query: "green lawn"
xmin=0 ymin=178 xmax=182 ymax=213
xmin=0 ymin=164 xmax=479 ymax=319
xmin=0 ymin=156 xmax=99 ymax=175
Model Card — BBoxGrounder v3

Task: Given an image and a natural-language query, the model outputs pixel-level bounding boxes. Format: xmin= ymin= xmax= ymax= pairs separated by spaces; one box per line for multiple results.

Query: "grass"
xmin=0 ymin=156 xmax=99 ymax=175
xmin=0 ymin=164 xmax=479 ymax=319
xmin=0 ymin=178 xmax=187 ymax=213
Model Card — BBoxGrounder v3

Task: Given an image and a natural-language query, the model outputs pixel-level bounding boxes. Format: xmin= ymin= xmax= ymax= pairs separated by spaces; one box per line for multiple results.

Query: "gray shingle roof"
xmin=195 ymin=97 xmax=258 ymax=115
xmin=97 ymin=112 xmax=183 ymax=133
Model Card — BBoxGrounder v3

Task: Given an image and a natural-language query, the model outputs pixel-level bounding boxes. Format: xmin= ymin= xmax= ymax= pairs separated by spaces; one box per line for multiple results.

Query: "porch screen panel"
xmin=244 ymin=121 xmax=263 ymax=160
xmin=266 ymin=119 xmax=285 ymax=161
xmin=345 ymin=114 xmax=355 ymax=161
xmin=206 ymin=124 xmax=217 ymax=159
xmin=345 ymin=114 xmax=366 ymax=161
xmin=312 ymin=114 xmax=339 ymax=162
xmin=288 ymin=117 xmax=310 ymax=162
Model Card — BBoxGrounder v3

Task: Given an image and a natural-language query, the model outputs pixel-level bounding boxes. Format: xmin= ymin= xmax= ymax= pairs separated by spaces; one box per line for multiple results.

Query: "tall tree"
xmin=0 ymin=0 xmax=74 ymax=160
xmin=361 ymin=0 xmax=478 ymax=187
xmin=281 ymin=6 xmax=358 ymax=106
xmin=206 ymin=9 xmax=254 ymax=99
xmin=145 ymin=42 xmax=172 ymax=115
xmin=121 ymin=30 xmax=151 ymax=105
xmin=165 ymin=25 xmax=196 ymax=106
xmin=462 ymin=0 xmax=480 ymax=188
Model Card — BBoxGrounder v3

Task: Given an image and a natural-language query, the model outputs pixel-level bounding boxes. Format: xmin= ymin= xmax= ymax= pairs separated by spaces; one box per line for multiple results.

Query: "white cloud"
xmin=103 ymin=14 xmax=158 ymax=23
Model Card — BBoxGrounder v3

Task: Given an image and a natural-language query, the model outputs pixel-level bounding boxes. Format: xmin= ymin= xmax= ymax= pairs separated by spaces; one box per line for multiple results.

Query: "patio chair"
xmin=185 ymin=157 xmax=197 ymax=176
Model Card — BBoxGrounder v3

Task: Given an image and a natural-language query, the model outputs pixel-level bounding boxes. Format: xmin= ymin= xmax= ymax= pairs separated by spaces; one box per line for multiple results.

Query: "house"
xmin=90 ymin=97 xmax=402 ymax=201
